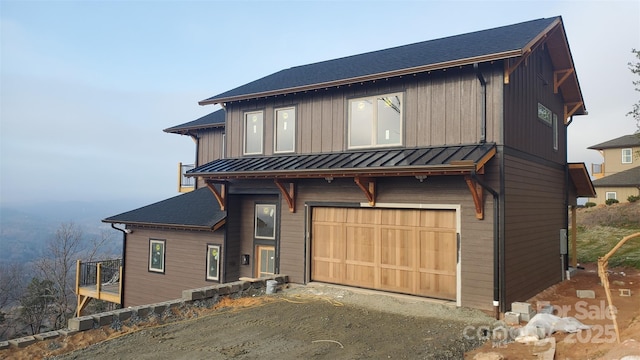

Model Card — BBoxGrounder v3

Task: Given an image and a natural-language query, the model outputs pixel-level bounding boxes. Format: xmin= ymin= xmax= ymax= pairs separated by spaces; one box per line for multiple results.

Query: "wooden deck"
xmin=75 ymin=259 xmax=122 ymax=316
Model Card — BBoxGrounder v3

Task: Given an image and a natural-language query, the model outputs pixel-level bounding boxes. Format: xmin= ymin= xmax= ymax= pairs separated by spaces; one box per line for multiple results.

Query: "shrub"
xmin=605 ymin=198 xmax=619 ymax=206
xmin=584 ymin=202 xmax=596 ymax=208
xmin=628 ymin=195 xmax=640 ymax=203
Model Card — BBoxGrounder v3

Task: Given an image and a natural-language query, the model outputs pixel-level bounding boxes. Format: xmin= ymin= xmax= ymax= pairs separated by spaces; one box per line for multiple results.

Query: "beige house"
xmin=588 ymin=134 xmax=640 ymax=204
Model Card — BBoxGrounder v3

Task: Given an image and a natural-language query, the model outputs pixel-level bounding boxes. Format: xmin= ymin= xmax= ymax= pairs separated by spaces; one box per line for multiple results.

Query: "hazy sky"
xmin=1 ymin=0 xmax=639 ymax=207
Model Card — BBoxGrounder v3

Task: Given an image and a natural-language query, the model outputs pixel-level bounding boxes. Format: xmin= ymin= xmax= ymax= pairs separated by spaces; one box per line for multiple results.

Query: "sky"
xmin=1 ymin=0 xmax=639 ymax=208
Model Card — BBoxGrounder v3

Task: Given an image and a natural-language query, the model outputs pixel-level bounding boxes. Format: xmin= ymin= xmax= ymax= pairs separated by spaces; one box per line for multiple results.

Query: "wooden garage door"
xmin=312 ymin=207 xmax=457 ymax=300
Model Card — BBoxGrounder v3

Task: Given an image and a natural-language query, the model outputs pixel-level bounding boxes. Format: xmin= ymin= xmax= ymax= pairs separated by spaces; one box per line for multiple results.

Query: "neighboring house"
xmin=587 ymin=134 xmax=640 ymax=204
xmin=101 ymin=16 xmax=595 ymax=313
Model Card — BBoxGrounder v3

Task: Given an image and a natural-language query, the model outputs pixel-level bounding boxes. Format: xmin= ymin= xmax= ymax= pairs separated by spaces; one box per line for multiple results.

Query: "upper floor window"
xmin=552 ymin=114 xmax=558 ymax=151
xmin=622 ymin=148 xmax=632 ymax=164
xmin=274 ymin=107 xmax=295 ymax=153
xmin=537 ymin=103 xmax=552 ymax=125
xmin=348 ymin=93 xmax=403 ymax=149
xmin=244 ymin=111 xmax=263 ymax=155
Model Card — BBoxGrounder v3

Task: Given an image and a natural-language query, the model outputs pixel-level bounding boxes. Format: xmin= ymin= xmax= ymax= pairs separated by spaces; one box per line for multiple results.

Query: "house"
xmin=587 ymin=134 xmax=640 ymax=204
xmin=97 ymin=16 xmax=595 ymax=314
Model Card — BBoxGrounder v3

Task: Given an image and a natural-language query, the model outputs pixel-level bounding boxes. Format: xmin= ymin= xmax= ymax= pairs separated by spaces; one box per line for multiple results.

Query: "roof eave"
xmin=101 ymin=218 xmax=226 ymax=231
xmin=198 ymin=50 xmax=523 ymax=106
xmin=163 ymin=123 xmax=225 ymax=135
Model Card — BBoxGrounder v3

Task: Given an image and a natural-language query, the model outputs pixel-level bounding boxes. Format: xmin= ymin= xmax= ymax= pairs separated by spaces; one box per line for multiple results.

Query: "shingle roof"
xmin=102 ymin=187 xmax=226 ymax=230
xmin=200 ymin=17 xmax=580 ymax=107
xmin=188 ymin=143 xmax=496 ymax=179
xmin=592 ymin=166 xmax=640 ymax=187
xmin=164 ymin=109 xmax=225 ymax=134
xmin=588 ymin=134 xmax=640 ymax=150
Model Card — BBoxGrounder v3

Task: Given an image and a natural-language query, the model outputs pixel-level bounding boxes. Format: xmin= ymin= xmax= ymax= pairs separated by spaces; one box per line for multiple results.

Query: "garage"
xmin=311 ymin=207 xmax=458 ymax=300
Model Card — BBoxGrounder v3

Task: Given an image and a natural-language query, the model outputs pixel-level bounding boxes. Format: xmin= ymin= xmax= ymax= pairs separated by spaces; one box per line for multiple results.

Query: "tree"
xmin=19 ymin=278 xmax=56 ymax=335
xmin=629 ymin=49 xmax=640 ymax=134
xmin=0 ymin=263 xmax=27 ymax=340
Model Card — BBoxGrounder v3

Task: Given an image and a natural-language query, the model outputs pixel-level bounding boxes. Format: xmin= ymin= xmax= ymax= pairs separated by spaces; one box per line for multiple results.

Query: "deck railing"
xmin=178 ymin=162 xmax=195 ymax=192
xmin=75 ymin=258 xmax=123 ymax=316
xmin=78 ymin=258 xmax=122 ymax=287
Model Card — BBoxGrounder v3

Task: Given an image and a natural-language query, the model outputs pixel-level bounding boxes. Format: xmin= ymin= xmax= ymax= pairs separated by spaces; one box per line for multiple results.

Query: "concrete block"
xmin=112 ymin=308 xmax=132 ymax=321
xmin=8 ymin=336 xmax=36 ymax=348
xmin=216 ymin=285 xmax=230 ymax=295
xmin=511 ymin=302 xmax=532 ymax=314
xmin=240 ymin=281 xmax=251 ymax=290
xmin=249 ymin=278 xmax=266 ymax=288
xmin=57 ymin=328 xmax=79 ymax=336
xmin=0 ymin=341 xmax=10 ymax=350
xmin=34 ymin=331 xmax=60 ymax=341
xmin=504 ymin=311 xmax=520 ymax=325
xmin=228 ymin=281 xmax=242 ymax=293
xmin=274 ymin=275 xmax=289 ymax=284
xmin=165 ymin=299 xmax=183 ymax=309
xmin=182 ymin=288 xmax=204 ymax=301
xmin=132 ymin=306 xmax=151 ymax=318
xmin=521 ymin=309 xmax=537 ymax=322
xmin=577 ymin=290 xmax=595 ymax=299
xmin=92 ymin=312 xmax=114 ymax=326
xmin=68 ymin=316 xmax=95 ymax=331
xmin=152 ymin=302 xmax=167 ymax=314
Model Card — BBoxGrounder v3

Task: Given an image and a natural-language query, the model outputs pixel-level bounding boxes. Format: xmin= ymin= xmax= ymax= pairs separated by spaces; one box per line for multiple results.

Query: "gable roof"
xmin=588 ymin=134 xmax=640 ymax=150
xmin=592 ymin=166 xmax=640 ymax=187
xmin=164 ymin=109 xmax=225 ymax=135
xmin=102 ymin=187 xmax=226 ymax=230
xmin=199 ymin=16 xmax=584 ymax=115
xmin=188 ymin=143 xmax=496 ymax=180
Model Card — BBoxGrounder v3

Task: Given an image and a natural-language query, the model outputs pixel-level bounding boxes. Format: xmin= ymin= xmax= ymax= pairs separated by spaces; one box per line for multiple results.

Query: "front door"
xmin=256 ymin=245 xmax=276 ymax=278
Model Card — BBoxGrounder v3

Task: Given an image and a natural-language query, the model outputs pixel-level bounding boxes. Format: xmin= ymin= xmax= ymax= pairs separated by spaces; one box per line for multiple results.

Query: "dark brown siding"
xmin=503 ymin=47 xmax=567 ymax=164
xmin=502 ymin=152 xmax=565 ymax=306
xmin=195 ymin=128 xmax=225 ymax=189
xmin=123 ymin=228 xmax=224 ymax=307
xmin=223 ymin=65 xmax=504 ymax=158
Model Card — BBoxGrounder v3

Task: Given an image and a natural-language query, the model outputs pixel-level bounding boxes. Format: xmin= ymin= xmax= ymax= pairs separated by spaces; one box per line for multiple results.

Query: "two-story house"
xmin=99 ymin=16 xmax=594 ymax=315
xmin=587 ymin=134 xmax=640 ymax=204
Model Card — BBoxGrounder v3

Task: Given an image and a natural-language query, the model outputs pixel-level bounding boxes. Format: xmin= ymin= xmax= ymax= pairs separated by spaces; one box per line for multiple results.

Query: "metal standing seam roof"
xmin=592 ymin=166 xmax=640 ymax=187
xmin=198 ymin=16 xmax=584 ymax=115
xmin=187 ymin=143 xmax=496 ymax=179
xmin=102 ymin=187 xmax=226 ymax=229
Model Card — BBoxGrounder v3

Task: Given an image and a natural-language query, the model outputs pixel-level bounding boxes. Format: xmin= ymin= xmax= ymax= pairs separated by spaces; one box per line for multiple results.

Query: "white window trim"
xmin=622 ymin=148 xmax=632 ymax=164
xmin=148 ymin=239 xmax=165 ymax=273
xmin=274 ymin=106 xmax=296 ymax=154
xmin=552 ymin=114 xmax=558 ymax=151
xmin=348 ymin=92 xmax=403 ymax=149
xmin=243 ymin=111 xmax=264 ymax=155
xmin=605 ymin=192 xmax=617 ymax=200
xmin=254 ymin=204 xmax=276 ymax=240
xmin=206 ymin=244 xmax=221 ymax=281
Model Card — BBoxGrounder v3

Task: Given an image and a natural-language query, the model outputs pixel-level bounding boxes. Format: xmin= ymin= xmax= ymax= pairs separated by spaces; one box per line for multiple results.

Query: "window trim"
xmin=254 ymin=204 xmax=277 ymax=240
xmin=622 ymin=148 xmax=632 ymax=164
xmin=148 ymin=239 xmax=166 ymax=274
xmin=206 ymin=244 xmax=221 ymax=281
xmin=274 ymin=106 xmax=296 ymax=154
xmin=605 ymin=192 xmax=617 ymax=200
xmin=348 ymin=92 xmax=404 ymax=149
xmin=552 ymin=113 xmax=558 ymax=151
xmin=243 ymin=110 xmax=264 ymax=155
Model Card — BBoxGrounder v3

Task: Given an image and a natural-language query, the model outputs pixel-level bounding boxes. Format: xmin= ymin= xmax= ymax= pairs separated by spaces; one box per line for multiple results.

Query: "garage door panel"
xmin=312 ymin=207 xmax=457 ymax=301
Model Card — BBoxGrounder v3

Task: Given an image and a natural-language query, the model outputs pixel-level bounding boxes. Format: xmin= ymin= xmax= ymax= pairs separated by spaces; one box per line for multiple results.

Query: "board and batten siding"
xmin=502 ymin=152 xmax=565 ymax=306
xmin=195 ymin=128 xmax=225 ymax=189
xmin=123 ymin=228 xmax=224 ymax=307
xmin=503 ymin=47 xmax=567 ymax=165
xmin=223 ymin=65 xmax=504 ymax=158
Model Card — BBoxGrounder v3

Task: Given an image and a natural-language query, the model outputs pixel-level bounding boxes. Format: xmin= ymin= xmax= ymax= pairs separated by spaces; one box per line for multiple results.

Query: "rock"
xmin=473 ymin=352 xmax=504 ymax=360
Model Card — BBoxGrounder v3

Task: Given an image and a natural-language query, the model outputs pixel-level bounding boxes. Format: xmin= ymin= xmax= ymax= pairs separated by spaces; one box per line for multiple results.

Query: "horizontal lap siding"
xmin=276 ymin=170 xmax=496 ymax=310
xmin=503 ymin=154 xmax=565 ymax=306
xmin=123 ymin=228 xmax=224 ymax=307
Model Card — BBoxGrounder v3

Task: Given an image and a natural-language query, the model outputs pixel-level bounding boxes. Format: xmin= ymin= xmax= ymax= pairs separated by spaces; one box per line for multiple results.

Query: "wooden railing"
xmin=178 ymin=162 xmax=195 ymax=192
xmin=75 ymin=259 xmax=122 ymax=316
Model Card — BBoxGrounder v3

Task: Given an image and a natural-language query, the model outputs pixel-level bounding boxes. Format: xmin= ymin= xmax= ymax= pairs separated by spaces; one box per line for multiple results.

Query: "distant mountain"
xmin=0 ymin=199 xmax=152 ymax=264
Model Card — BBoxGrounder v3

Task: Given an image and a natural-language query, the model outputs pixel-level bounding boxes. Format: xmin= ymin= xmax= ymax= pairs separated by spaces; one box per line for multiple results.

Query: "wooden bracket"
xmin=564 ymin=102 xmax=583 ymax=124
xmin=354 ymin=177 xmax=376 ymax=206
xmin=206 ymin=181 xmax=227 ymax=211
xmin=274 ymin=179 xmax=296 ymax=213
xmin=464 ymin=175 xmax=484 ymax=220
xmin=553 ymin=68 xmax=574 ymax=93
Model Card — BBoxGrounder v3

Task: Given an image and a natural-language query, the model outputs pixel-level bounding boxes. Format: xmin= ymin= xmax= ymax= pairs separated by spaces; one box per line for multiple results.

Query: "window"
xmin=274 ymin=107 xmax=295 ymax=153
xmin=552 ymin=114 xmax=558 ymax=151
xmin=348 ymin=93 xmax=402 ymax=148
xmin=537 ymin=103 xmax=552 ymax=125
xmin=244 ymin=111 xmax=263 ymax=155
xmin=148 ymin=239 xmax=165 ymax=273
xmin=605 ymin=192 xmax=617 ymax=200
xmin=206 ymin=244 xmax=221 ymax=281
xmin=622 ymin=148 xmax=632 ymax=164
xmin=255 ymin=204 xmax=276 ymax=239
xmin=221 ymin=133 xmax=226 ymax=159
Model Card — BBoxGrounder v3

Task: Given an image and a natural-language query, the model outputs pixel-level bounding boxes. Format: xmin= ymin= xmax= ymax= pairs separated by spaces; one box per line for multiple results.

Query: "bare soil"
xmin=4 ymin=265 xmax=639 ymax=360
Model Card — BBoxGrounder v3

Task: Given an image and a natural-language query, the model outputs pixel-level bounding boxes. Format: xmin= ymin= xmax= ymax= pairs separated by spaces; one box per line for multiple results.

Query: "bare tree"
xmin=629 ymin=49 xmax=640 ymax=135
xmin=19 ymin=278 xmax=56 ymax=335
xmin=0 ymin=263 xmax=27 ymax=340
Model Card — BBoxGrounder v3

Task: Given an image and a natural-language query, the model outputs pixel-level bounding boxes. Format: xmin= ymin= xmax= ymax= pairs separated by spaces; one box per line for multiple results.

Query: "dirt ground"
xmin=2 ymin=265 xmax=639 ymax=360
